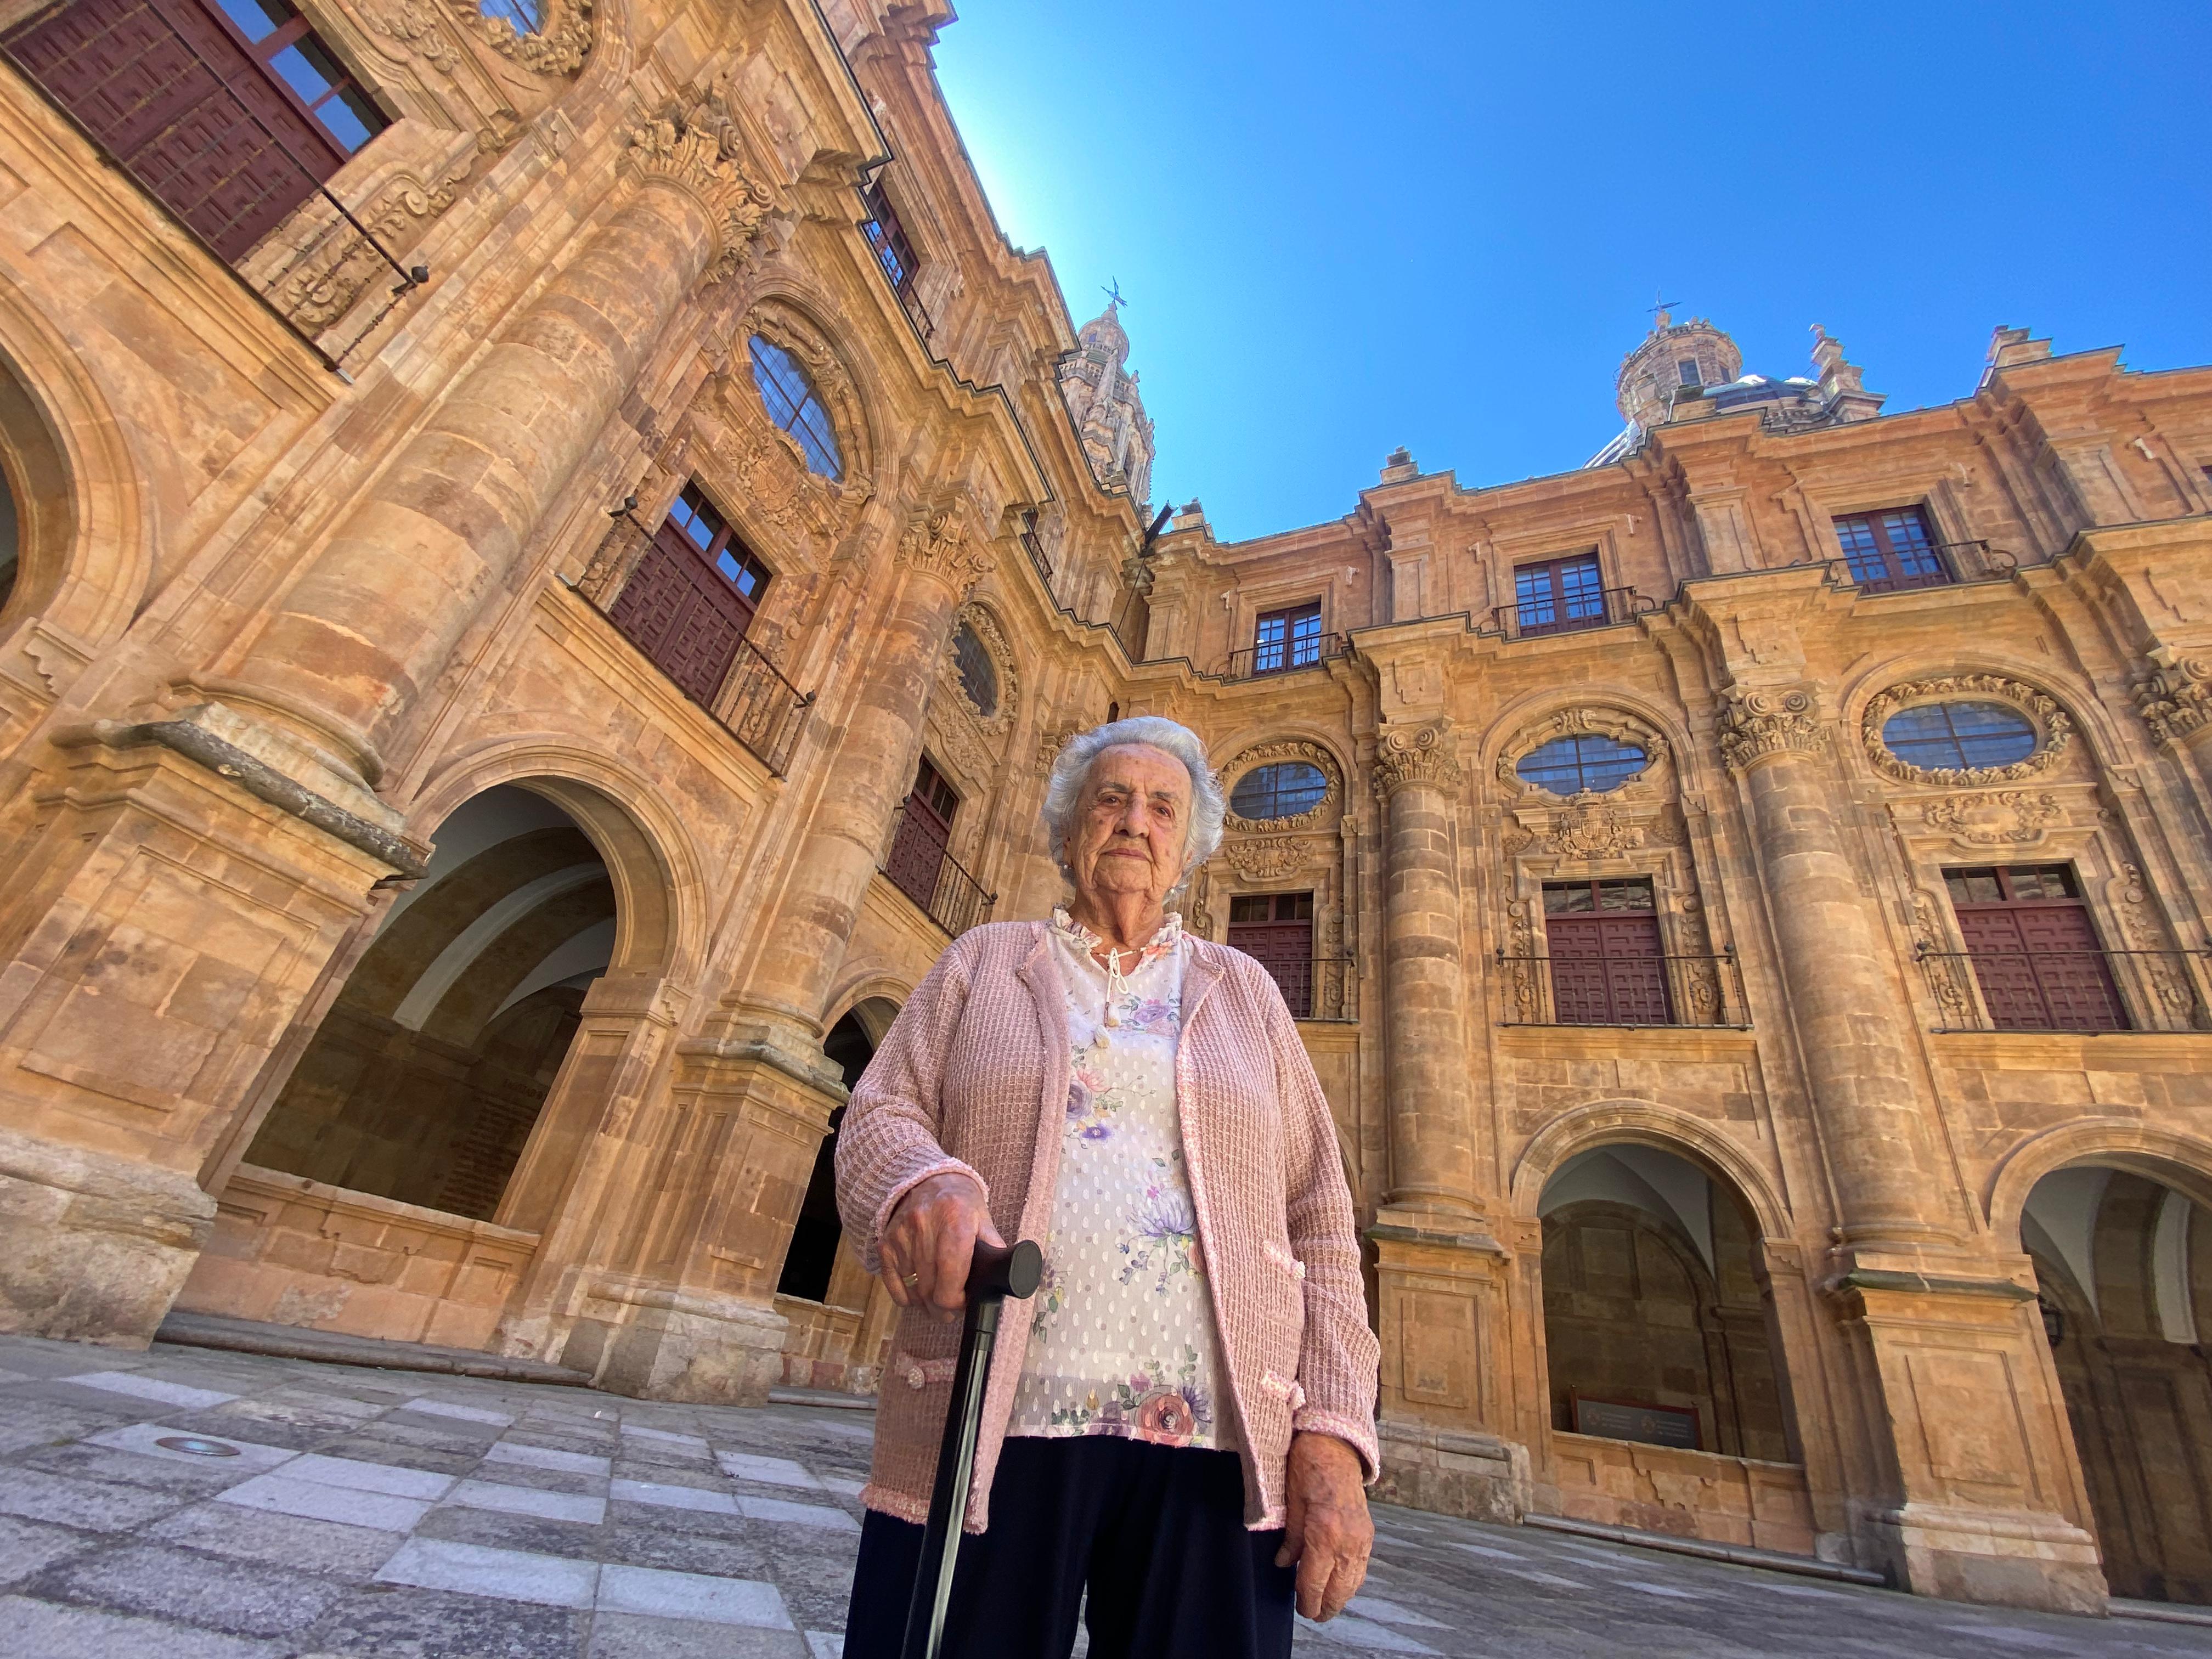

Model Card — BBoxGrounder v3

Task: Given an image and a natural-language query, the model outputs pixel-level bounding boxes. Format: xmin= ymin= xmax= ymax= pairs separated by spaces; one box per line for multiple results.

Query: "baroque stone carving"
xmin=896 ymin=504 xmax=995 ymax=595
xmin=2111 ymin=865 xmax=2198 ymax=1024
xmin=1547 ymin=798 xmax=1646 ymax=860
xmin=1921 ymin=791 xmax=2062 ymax=847
xmin=1222 ymin=738 xmax=1344 ymax=832
xmin=1860 ymin=673 xmax=2072 ymax=786
xmin=264 ymin=155 xmax=475 ymax=331
xmin=1224 ymin=837 xmax=1317 ymax=882
xmin=1719 ymin=685 xmax=1823 ymax=772
xmin=620 ymin=105 xmax=774 ymax=283
xmin=1496 ymin=704 xmax=1667 ymax=795
xmin=2131 ymin=648 xmax=2212 ymax=748
xmin=1035 ymin=726 xmax=1081 ymax=766
xmin=941 ymin=602 xmax=1019 ymax=733
xmin=369 ymin=0 xmax=592 ymax=77
xmin=1372 ymin=719 xmax=1462 ymax=799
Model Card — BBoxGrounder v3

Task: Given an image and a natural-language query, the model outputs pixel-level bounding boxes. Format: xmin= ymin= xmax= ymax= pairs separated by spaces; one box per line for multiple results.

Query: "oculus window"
xmin=477 ymin=0 xmax=543 ymax=31
xmin=951 ymin=622 xmax=998 ymax=717
xmin=748 ymin=336 xmax=843 ymax=479
xmin=1231 ymin=761 xmax=1330 ymax=820
xmin=1516 ymin=733 xmax=1649 ymax=795
xmin=1881 ymin=702 xmax=2036 ymax=771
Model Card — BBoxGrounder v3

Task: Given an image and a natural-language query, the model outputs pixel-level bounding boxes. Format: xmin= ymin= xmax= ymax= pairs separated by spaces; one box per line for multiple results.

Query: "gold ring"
xmin=902 ymin=1273 xmax=919 ymax=1288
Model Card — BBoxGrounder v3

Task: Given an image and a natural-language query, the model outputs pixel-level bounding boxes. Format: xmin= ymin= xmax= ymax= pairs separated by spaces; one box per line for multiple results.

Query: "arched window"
xmin=0 ymin=461 xmax=18 ymax=612
xmin=1516 ymin=733 xmax=1649 ymax=795
xmin=1231 ymin=761 xmax=1330 ymax=820
xmin=952 ymin=621 xmax=997 ymax=716
xmin=748 ymin=336 xmax=843 ymax=479
xmin=1881 ymin=701 xmax=2037 ymax=770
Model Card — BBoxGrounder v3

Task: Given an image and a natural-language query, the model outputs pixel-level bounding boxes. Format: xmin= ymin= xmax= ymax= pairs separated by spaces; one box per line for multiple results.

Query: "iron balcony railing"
xmin=1020 ymin=523 xmax=1054 ymax=584
xmin=1489 ymin=586 xmax=1657 ymax=641
xmin=1496 ymin=950 xmax=1748 ymax=1029
xmin=1914 ymin=945 xmax=2211 ymax=1035
xmin=1289 ymin=956 xmax=1358 ymax=1024
xmin=1 ymin=19 xmax=425 ymax=367
xmin=882 ymin=813 xmax=996 ymax=937
xmin=1220 ymin=631 xmax=1351 ymax=682
xmin=565 ymin=577 xmax=813 ymax=778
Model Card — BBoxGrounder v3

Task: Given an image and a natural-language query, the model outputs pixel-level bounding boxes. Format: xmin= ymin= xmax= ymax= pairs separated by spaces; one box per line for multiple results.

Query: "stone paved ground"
xmin=2 ymin=1332 xmax=2207 ymax=1658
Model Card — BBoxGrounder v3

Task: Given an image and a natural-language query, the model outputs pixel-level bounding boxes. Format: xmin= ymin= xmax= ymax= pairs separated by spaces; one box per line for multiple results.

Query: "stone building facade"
xmin=1 ymin=0 xmax=2210 ymax=1620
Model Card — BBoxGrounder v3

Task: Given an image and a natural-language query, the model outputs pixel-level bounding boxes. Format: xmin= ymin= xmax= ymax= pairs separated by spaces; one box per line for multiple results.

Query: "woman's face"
xmin=1068 ymin=743 xmax=1193 ymax=910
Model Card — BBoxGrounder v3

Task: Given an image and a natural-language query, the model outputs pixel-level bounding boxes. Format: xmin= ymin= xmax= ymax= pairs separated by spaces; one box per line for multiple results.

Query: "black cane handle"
xmin=967 ymin=1237 xmax=1043 ymax=1303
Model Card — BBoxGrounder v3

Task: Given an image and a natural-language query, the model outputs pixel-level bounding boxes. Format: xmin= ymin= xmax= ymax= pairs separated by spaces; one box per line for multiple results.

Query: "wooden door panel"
xmin=885 ymin=809 xmax=949 ymax=914
xmin=609 ymin=532 xmax=746 ymax=707
xmin=1546 ymin=913 xmax=1668 ymax=1025
xmin=1959 ymin=903 xmax=2125 ymax=1031
xmin=1227 ymin=919 xmax=1313 ymax=1018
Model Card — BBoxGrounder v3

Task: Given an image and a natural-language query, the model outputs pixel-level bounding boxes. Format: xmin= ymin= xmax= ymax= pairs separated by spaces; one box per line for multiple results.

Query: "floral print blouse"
xmin=1006 ymin=908 xmax=1241 ymax=1453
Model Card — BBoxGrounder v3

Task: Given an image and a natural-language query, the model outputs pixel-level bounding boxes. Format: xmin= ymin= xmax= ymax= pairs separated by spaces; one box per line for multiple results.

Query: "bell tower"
xmin=1615 ymin=309 xmax=1744 ymax=429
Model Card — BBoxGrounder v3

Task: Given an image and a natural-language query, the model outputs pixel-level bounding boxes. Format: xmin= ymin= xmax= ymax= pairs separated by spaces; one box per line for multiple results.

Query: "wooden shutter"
xmin=1546 ymin=910 xmax=1670 ymax=1025
xmin=8 ymin=0 xmax=341 ymax=260
xmin=885 ymin=758 xmax=956 ymax=916
xmin=1957 ymin=902 xmax=2126 ymax=1031
xmin=1227 ymin=894 xmax=1314 ymax=1018
xmin=608 ymin=521 xmax=754 ymax=706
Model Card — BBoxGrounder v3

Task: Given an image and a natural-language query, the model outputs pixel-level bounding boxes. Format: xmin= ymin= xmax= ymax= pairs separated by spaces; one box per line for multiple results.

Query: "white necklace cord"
xmin=1101 ymin=946 xmax=1132 ymax=1026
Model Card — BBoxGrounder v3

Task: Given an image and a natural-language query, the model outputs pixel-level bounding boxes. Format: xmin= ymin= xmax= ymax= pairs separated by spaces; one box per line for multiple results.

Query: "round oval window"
xmin=1881 ymin=701 xmax=2036 ymax=771
xmin=1515 ymin=733 xmax=1649 ymax=795
xmin=1230 ymin=761 xmax=1329 ymax=820
xmin=952 ymin=623 xmax=997 ymax=717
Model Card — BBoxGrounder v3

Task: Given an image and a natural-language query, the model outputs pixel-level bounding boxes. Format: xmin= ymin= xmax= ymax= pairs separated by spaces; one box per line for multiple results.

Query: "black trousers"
xmin=843 ymin=1435 xmax=1296 ymax=1659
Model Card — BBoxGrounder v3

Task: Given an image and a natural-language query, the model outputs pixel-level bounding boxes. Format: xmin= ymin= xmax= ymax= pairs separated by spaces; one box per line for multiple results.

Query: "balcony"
xmin=1220 ymin=631 xmax=1350 ymax=682
xmin=565 ymin=572 xmax=812 ymax=777
xmin=1490 ymin=586 xmax=1656 ymax=641
xmin=1915 ymin=945 xmax=2210 ymax=1034
xmin=1496 ymin=951 xmax=1748 ymax=1029
xmin=3 ymin=2 xmax=428 ymax=368
xmin=883 ymin=808 xmax=996 ymax=937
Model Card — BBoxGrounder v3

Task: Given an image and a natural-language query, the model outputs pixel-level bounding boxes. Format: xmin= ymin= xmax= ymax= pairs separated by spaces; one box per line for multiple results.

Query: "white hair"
xmin=1042 ymin=716 xmax=1225 ymax=885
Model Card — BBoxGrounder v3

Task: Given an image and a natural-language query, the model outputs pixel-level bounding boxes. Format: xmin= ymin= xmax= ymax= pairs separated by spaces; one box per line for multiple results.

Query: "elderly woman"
xmin=836 ymin=716 xmax=1379 ymax=1659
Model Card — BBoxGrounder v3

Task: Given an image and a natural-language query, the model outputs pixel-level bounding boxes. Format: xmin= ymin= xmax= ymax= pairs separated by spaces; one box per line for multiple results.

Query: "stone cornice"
xmin=2131 ymin=648 xmax=2212 ymax=749
xmin=895 ymin=503 xmax=995 ymax=596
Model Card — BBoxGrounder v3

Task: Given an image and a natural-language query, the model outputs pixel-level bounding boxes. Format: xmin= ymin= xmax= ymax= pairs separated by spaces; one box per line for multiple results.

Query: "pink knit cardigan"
xmin=834 ymin=919 xmax=1380 ymax=1533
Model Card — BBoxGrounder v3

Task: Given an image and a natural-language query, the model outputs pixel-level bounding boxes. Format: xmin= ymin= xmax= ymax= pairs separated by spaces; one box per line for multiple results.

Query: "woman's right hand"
xmin=879 ymin=1172 xmax=1002 ymax=1323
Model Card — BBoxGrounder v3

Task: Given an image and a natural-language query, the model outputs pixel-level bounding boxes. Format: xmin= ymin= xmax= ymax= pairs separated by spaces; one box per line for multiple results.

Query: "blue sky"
xmin=931 ymin=2 xmax=2212 ymax=545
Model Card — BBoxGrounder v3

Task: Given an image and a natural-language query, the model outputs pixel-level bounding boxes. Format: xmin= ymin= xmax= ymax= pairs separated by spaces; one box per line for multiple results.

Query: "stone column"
xmin=232 ymin=111 xmax=772 ymax=778
xmin=539 ymin=505 xmax=991 ymax=1403
xmin=1371 ymin=717 xmax=1475 ymax=1217
xmin=737 ymin=503 xmax=993 ymax=1040
xmin=2133 ymin=646 xmax=2212 ymax=795
xmin=1717 ymin=684 xmax=1946 ymax=1243
xmin=1719 ymin=681 xmax=2103 ymax=1611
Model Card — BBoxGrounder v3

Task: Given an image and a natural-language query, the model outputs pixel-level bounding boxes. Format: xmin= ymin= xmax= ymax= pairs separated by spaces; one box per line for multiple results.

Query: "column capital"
xmin=619 ymin=107 xmax=774 ymax=283
xmin=1372 ymin=716 xmax=1463 ymax=799
xmin=1718 ymin=682 xmax=1825 ymax=773
xmin=2130 ymin=646 xmax=2212 ymax=749
xmin=895 ymin=503 xmax=995 ymax=597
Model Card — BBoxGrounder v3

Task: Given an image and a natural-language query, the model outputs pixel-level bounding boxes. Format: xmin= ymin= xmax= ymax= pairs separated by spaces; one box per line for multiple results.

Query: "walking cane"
xmin=899 ymin=1235 xmax=1044 ymax=1659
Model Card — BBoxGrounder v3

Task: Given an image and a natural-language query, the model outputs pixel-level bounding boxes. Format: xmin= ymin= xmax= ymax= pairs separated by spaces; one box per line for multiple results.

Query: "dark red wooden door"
xmin=1544 ymin=879 xmax=1671 ymax=1025
xmin=1952 ymin=870 xmax=2126 ymax=1031
xmin=1228 ymin=892 xmax=1313 ymax=1017
xmin=885 ymin=757 xmax=957 ymax=916
xmin=609 ymin=524 xmax=756 ymax=706
xmin=8 ymin=0 xmax=342 ymax=259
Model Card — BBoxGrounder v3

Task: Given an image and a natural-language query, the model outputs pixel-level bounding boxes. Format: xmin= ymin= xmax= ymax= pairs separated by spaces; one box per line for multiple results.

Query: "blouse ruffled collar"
xmin=1049 ymin=906 xmax=1183 ymax=968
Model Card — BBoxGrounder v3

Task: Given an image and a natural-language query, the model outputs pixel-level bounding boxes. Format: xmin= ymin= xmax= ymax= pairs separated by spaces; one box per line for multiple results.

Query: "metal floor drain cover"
xmin=155 ymin=1435 xmax=241 ymax=1458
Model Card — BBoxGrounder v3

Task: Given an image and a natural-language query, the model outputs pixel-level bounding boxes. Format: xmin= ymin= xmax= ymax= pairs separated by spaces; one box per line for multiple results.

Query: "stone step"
xmin=1523 ymin=1511 xmax=1888 ymax=1586
xmin=768 ymin=1385 xmax=877 ymax=1411
xmin=155 ymin=1311 xmax=595 ymax=1387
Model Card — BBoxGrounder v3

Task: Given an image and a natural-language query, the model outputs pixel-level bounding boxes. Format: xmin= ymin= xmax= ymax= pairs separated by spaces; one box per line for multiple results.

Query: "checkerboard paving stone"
xmin=12 ymin=1333 xmax=2212 ymax=1657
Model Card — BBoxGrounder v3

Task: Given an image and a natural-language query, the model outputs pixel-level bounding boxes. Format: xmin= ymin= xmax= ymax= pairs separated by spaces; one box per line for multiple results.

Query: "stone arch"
xmin=1215 ymin=732 xmax=1348 ymax=832
xmin=405 ymin=739 xmax=706 ymax=988
xmin=824 ymin=977 xmax=912 ymax=1047
xmin=1511 ymin=1100 xmax=1793 ymax=1242
xmin=1989 ymin=1119 xmax=2212 ymax=1246
xmin=944 ymin=597 xmax=1020 ymax=732
xmin=0 ymin=275 xmax=153 ymax=679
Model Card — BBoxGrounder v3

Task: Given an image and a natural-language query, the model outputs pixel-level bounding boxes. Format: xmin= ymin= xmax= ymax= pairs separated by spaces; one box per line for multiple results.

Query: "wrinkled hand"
xmin=1276 ymin=1431 xmax=1372 ymax=1621
xmin=879 ymin=1172 xmax=1001 ymax=1324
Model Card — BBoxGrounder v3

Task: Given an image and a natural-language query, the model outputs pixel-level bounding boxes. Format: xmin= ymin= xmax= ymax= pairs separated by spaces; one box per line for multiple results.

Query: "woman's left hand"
xmin=1275 ymin=1430 xmax=1373 ymax=1621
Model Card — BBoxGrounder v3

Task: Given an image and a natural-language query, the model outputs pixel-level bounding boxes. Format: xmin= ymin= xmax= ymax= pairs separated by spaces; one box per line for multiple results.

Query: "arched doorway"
xmin=775 ymin=996 xmax=898 ymax=1392
xmin=2025 ymin=1164 xmax=2212 ymax=1602
xmin=1538 ymin=1143 xmax=1792 ymax=1462
xmin=244 ymin=784 xmax=616 ymax=1217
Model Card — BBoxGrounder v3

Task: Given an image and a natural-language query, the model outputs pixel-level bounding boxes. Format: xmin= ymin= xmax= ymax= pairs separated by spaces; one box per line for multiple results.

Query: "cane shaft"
xmin=902 ymin=1295 xmax=1001 ymax=1659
